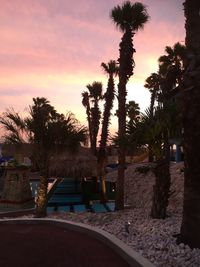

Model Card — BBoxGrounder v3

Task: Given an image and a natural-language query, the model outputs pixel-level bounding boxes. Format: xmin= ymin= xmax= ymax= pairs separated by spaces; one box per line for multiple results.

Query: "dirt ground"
xmin=0 ymin=223 xmax=131 ymax=267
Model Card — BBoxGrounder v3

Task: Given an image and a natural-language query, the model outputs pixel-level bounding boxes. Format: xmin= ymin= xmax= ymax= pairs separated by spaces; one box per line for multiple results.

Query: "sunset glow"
xmin=0 ymin=0 xmax=185 ymax=133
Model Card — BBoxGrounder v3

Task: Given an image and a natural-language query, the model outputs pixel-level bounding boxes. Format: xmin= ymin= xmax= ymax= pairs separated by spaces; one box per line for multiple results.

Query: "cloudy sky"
xmin=0 ymin=0 xmax=185 ymax=133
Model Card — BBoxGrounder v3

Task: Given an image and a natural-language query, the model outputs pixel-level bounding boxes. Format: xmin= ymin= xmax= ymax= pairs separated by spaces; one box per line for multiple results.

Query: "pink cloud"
xmin=0 ymin=0 xmax=185 ymax=131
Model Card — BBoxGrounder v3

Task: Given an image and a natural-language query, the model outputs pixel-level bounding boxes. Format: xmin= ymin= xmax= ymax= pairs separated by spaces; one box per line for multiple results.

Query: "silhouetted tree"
xmin=110 ymin=1 xmax=149 ymax=209
xmin=84 ymin=82 xmax=103 ymax=155
xmin=0 ymin=97 xmax=87 ymax=217
xmin=98 ymin=60 xmax=118 ymax=202
xmin=178 ymin=0 xmax=200 ymax=248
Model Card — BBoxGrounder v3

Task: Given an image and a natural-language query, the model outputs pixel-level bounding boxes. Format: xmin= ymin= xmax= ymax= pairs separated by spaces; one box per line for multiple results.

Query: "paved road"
xmin=0 ymin=224 xmax=131 ymax=267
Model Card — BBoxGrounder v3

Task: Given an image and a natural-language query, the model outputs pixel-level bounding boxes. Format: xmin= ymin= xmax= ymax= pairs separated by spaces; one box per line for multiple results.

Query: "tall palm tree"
xmin=110 ymin=1 xmax=149 ymax=209
xmin=178 ymin=0 xmax=200 ymax=248
xmin=86 ymin=81 xmax=103 ymax=156
xmin=98 ymin=60 xmax=118 ymax=202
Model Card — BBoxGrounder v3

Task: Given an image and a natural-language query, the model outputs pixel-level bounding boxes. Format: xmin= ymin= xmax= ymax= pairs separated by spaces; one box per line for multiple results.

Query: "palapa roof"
xmin=49 ymin=147 xmax=97 ymax=178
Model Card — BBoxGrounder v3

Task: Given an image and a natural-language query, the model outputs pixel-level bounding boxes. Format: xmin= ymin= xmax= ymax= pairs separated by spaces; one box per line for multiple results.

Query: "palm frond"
xmin=110 ymin=1 xmax=149 ymax=32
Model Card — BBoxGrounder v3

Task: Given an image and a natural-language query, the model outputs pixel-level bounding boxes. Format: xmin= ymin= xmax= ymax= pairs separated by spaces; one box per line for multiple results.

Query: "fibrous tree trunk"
xmin=116 ymin=27 xmax=134 ymax=210
xmin=35 ymin=151 xmax=49 ymax=218
xmin=148 ymin=90 xmax=156 ymax=162
xmin=98 ymin=75 xmax=115 ymax=203
xmin=98 ymin=148 xmax=107 ymax=203
xmin=151 ymin=131 xmax=171 ymax=219
xmin=116 ymin=80 xmax=126 ymax=210
xmin=86 ymin=101 xmax=95 ymax=155
xmin=35 ymin=174 xmax=48 ymax=217
xmin=178 ymin=0 xmax=200 ymax=248
xmin=151 ymin=158 xmax=170 ymax=218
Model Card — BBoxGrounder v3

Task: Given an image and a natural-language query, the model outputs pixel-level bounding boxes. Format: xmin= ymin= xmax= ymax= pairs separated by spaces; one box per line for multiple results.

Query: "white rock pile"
xmin=47 ymin=162 xmax=200 ymax=266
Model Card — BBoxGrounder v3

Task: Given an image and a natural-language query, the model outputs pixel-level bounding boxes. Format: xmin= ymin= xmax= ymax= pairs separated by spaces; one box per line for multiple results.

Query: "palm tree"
xmin=149 ymin=42 xmax=186 ymax=219
xmin=149 ymin=105 xmax=173 ymax=219
xmin=158 ymin=42 xmax=186 ymax=100
xmin=144 ymin=73 xmax=161 ymax=162
xmin=0 ymin=109 xmax=27 ymax=143
xmin=98 ymin=60 xmax=118 ymax=202
xmin=178 ymin=0 xmax=200 ymax=248
xmin=27 ymin=98 xmax=87 ymax=217
xmin=0 ymin=97 xmax=87 ymax=217
xmin=126 ymin=100 xmax=140 ymax=127
xmin=82 ymin=91 xmax=93 ymax=152
xmin=110 ymin=1 xmax=149 ymax=209
xmin=144 ymin=73 xmax=161 ymax=117
xmin=131 ymin=104 xmax=176 ymax=219
xmin=86 ymin=82 xmax=103 ymax=156
xmin=125 ymin=100 xmax=141 ymax=158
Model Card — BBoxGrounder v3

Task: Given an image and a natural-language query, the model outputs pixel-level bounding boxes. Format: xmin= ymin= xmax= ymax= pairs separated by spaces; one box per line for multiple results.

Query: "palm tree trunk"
xmin=178 ymin=0 xmax=200 ymax=248
xmin=148 ymin=90 xmax=156 ymax=162
xmin=116 ymin=79 xmax=127 ymax=210
xmin=98 ymin=75 xmax=115 ymax=203
xmin=151 ymin=135 xmax=171 ymax=219
xmin=35 ymin=174 xmax=48 ymax=217
xmin=116 ymin=27 xmax=134 ymax=210
xmin=98 ymin=148 xmax=107 ymax=203
xmin=151 ymin=159 xmax=170 ymax=218
xmin=92 ymin=102 xmax=100 ymax=156
xmin=35 ymin=153 xmax=49 ymax=218
xmin=86 ymin=107 xmax=95 ymax=155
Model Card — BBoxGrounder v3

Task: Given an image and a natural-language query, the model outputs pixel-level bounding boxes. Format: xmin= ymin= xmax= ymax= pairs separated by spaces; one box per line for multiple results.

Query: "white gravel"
xmin=47 ymin=162 xmax=200 ymax=267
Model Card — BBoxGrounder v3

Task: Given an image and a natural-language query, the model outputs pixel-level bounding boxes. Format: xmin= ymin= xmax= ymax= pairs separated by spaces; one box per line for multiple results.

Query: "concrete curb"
xmin=0 ymin=218 xmax=155 ymax=267
xmin=0 ymin=208 xmax=35 ymax=218
xmin=0 ymin=208 xmax=35 ymax=219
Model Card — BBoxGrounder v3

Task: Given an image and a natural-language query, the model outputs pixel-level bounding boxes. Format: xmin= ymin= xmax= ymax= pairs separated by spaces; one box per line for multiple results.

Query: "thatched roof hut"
xmin=49 ymin=147 xmax=97 ymax=179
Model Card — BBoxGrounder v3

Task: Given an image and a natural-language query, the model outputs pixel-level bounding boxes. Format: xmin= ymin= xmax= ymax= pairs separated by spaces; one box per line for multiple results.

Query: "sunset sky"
xmin=0 ymin=0 xmax=185 ymax=134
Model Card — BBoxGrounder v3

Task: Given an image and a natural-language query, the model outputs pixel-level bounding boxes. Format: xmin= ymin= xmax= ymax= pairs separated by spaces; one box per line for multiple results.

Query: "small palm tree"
xmin=1 ymin=97 xmax=87 ymax=217
xmin=27 ymin=99 xmax=87 ymax=217
xmin=148 ymin=43 xmax=185 ymax=219
xmin=137 ymin=105 xmax=177 ymax=219
xmin=98 ymin=60 xmax=118 ymax=202
xmin=110 ymin=1 xmax=149 ymax=209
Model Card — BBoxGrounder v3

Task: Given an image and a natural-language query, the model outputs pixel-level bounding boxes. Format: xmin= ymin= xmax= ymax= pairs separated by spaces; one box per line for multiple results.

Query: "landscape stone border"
xmin=0 ymin=218 xmax=155 ymax=267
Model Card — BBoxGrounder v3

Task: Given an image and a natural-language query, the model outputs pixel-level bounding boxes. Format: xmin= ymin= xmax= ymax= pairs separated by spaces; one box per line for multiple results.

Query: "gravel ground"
xmin=4 ymin=162 xmax=200 ymax=266
xmin=47 ymin=162 xmax=200 ymax=267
